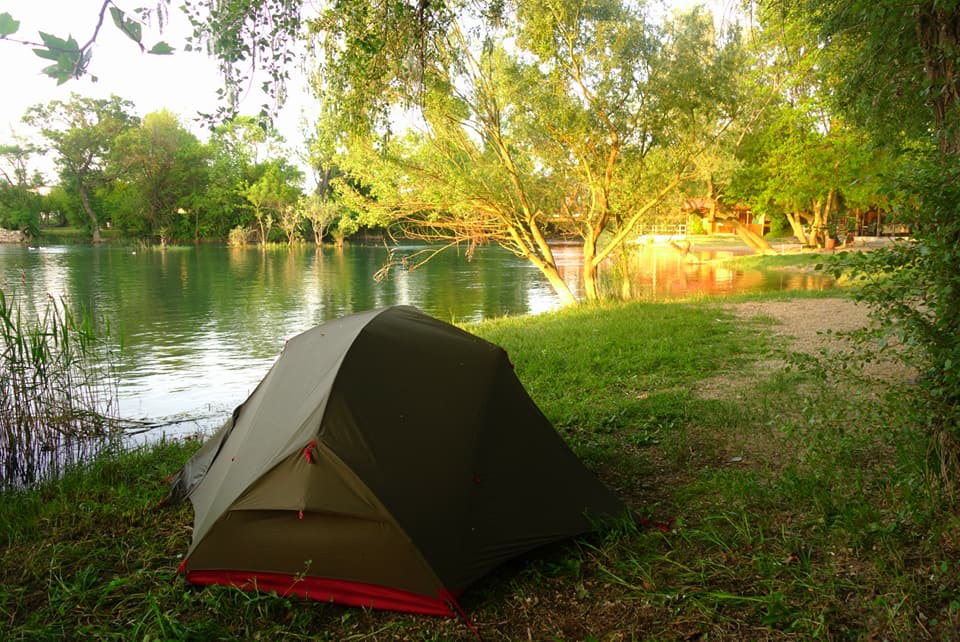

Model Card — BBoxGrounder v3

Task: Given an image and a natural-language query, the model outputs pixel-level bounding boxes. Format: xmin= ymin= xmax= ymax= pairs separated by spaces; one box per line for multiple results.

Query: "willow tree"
xmin=334 ymin=1 xmax=737 ymax=303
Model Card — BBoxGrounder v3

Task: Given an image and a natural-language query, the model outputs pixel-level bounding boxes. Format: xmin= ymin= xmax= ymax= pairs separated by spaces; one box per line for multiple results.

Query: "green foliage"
xmin=0 ymin=143 xmax=44 ymax=235
xmin=107 ymin=110 xmax=210 ymax=243
xmin=243 ymin=159 xmax=304 ymax=245
xmin=42 ymin=184 xmax=84 ymax=230
xmin=783 ymin=0 xmax=960 ymax=485
xmin=23 ymin=93 xmax=138 ymax=243
xmin=793 ymin=0 xmax=960 ymax=155
xmin=32 ymin=31 xmax=90 ymax=85
xmin=827 ymin=158 xmax=960 ymax=486
xmin=335 ymin=2 xmax=740 ymax=302
xmin=766 ymin=212 xmax=792 ymax=238
xmin=0 ymin=183 xmax=42 ymax=236
xmin=0 ymin=5 xmax=172 ymax=85
xmin=195 ymin=118 xmax=268 ymax=239
xmin=0 ymin=291 xmax=120 ymax=488
xmin=0 ymin=12 xmax=19 ymax=38
xmin=184 ymin=0 xmax=303 ymax=122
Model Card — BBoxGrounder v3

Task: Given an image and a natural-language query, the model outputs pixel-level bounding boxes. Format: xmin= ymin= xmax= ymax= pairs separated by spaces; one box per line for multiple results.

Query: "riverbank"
xmin=0 ymin=294 xmax=955 ymax=640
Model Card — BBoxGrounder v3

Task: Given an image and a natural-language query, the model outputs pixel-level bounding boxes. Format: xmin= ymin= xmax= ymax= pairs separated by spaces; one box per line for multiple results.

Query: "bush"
xmin=829 ymin=155 xmax=960 ymax=493
xmin=227 ymin=225 xmax=251 ymax=246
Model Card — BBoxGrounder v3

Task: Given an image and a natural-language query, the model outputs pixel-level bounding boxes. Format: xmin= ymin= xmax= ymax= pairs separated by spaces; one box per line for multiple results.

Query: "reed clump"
xmin=0 ymin=289 xmax=120 ymax=488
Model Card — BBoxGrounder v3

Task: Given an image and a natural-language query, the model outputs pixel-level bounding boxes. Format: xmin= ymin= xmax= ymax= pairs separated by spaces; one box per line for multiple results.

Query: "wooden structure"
xmin=683 ymin=198 xmax=770 ymax=237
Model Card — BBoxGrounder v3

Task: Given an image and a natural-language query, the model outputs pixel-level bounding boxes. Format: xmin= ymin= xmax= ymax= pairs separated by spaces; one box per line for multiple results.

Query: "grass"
xmin=0 ymin=292 xmax=121 ymax=488
xmin=33 ymin=226 xmax=124 ymax=245
xmin=1 ymin=295 xmax=958 ymax=640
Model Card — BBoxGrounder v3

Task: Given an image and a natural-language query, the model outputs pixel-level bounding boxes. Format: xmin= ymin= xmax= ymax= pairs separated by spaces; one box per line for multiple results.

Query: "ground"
xmin=696 ymin=297 xmax=915 ymax=402
xmin=732 ymin=298 xmax=871 ymax=351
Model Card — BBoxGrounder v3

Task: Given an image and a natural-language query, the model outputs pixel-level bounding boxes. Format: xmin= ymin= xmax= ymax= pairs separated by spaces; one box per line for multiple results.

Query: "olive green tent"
xmin=166 ymin=305 xmax=625 ymax=616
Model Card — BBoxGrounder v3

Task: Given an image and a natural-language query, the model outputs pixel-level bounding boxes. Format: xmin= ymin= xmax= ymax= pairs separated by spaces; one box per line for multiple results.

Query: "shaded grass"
xmin=1 ymin=296 xmax=958 ymax=640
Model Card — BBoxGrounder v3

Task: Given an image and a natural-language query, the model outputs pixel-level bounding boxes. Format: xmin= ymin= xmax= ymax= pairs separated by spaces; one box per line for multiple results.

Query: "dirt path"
xmin=697 ymin=297 xmax=914 ymax=401
xmin=732 ymin=298 xmax=871 ymax=355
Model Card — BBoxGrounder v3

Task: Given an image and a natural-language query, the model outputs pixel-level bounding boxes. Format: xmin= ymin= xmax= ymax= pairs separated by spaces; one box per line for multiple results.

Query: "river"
xmin=0 ymin=241 xmax=832 ymax=438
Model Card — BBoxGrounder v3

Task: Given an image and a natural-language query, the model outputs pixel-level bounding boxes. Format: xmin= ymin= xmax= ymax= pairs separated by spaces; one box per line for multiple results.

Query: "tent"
xmin=166 ymin=305 xmax=626 ymax=617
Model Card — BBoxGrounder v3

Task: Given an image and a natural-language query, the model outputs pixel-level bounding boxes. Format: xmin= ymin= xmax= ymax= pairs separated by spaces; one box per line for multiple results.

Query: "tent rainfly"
xmin=165 ymin=306 xmax=626 ymax=617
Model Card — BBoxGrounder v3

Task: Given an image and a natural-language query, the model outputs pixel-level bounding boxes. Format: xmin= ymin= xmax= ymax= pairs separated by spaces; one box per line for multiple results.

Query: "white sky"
xmin=0 ymin=0 xmax=315 ymax=182
xmin=1 ymin=0 xmax=735 ymax=185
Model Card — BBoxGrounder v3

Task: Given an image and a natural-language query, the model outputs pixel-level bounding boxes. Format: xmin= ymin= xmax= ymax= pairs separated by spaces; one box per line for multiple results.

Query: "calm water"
xmin=0 ymin=242 xmax=832 ymax=437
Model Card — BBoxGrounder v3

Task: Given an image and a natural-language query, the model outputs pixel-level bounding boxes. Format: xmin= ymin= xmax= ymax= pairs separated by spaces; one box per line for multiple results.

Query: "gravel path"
xmin=696 ymin=297 xmax=914 ymax=400
xmin=728 ymin=297 xmax=915 ymax=383
xmin=731 ymin=298 xmax=872 ymax=355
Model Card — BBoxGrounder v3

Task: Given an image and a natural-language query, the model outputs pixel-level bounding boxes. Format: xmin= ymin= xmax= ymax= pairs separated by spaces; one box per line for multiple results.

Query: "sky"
xmin=1 ymin=0 xmax=735 ymax=184
xmin=0 ymin=0 xmax=314 ymax=181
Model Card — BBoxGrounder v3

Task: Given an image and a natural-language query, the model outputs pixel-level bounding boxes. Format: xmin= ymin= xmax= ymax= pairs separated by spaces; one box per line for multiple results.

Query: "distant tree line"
xmin=0 ymin=94 xmax=359 ymax=247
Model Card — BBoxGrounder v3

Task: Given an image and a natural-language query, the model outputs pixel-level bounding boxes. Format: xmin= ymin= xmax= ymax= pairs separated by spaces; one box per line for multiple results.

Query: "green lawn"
xmin=1 ymin=295 xmax=956 ymax=640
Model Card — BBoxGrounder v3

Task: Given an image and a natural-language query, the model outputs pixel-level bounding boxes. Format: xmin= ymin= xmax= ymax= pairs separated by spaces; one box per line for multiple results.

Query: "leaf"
xmin=32 ymin=47 xmax=60 ymax=61
xmin=40 ymin=62 xmax=71 ymax=85
xmin=0 ymin=12 xmax=19 ymax=37
xmin=38 ymin=31 xmax=71 ymax=51
xmin=148 ymin=41 xmax=174 ymax=55
xmin=110 ymin=7 xmax=143 ymax=45
xmin=123 ymin=19 xmax=142 ymax=44
xmin=109 ymin=7 xmax=125 ymax=30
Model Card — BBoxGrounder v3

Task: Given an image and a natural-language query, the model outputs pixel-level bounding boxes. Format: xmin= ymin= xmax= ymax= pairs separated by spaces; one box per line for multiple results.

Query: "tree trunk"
xmin=785 ymin=211 xmax=808 ymax=245
xmin=582 ymin=264 xmax=600 ymax=302
xmin=810 ymin=194 xmax=831 ymax=248
xmin=544 ymin=267 xmax=578 ymax=307
xmin=527 ymin=252 xmax=577 ymax=306
xmin=724 ymin=218 xmax=776 ymax=253
xmin=582 ymin=225 xmax=603 ymax=301
xmin=78 ymin=185 xmax=102 ymax=244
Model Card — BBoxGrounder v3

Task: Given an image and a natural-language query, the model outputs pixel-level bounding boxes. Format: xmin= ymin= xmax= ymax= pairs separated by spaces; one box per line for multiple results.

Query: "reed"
xmin=0 ymin=289 xmax=120 ymax=488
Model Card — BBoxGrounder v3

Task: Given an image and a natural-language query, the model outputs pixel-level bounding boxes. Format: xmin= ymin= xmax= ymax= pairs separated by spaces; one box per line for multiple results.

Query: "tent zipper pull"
xmin=303 ymin=440 xmax=317 ymax=464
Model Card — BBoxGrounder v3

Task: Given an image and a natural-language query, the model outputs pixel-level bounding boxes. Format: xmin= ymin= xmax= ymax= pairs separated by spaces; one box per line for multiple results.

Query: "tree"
xmin=243 ymin=160 xmax=303 ymax=245
xmin=336 ymin=2 xmax=735 ymax=304
xmin=108 ymin=110 xmax=209 ymax=243
xmin=0 ymin=142 xmax=44 ymax=235
xmin=24 ymin=93 xmax=137 ymax=243
xmin=300 ymin=193 xmax=338 ymax=245
xmin=727 ymin=102 xmax=888 ymax=247
xmin=668 ymin=6 xmax=782 ymax=253
xmin=771 ymin=0 xmax=960 ymax=483
xmin=199 ymin=118 xmax=266 ymax=240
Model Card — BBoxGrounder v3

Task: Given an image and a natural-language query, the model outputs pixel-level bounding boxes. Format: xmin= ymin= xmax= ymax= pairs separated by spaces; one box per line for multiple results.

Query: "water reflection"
xmin=0 ymin=242 xmax=832 ymax=434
